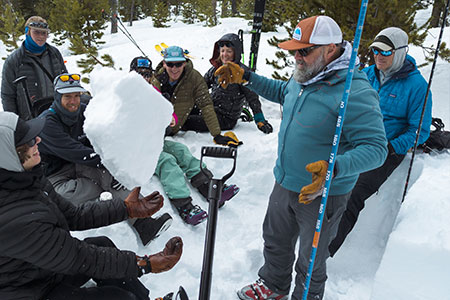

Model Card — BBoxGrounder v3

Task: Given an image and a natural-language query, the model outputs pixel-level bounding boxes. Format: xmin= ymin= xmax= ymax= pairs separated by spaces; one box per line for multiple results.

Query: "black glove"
xmin=257 ymin=120 xmax=273 ymax=134
xmin=213 ymin=134 xmax=243 ymax=148
xmin=164 ymin=126 xmax=173 ymax=137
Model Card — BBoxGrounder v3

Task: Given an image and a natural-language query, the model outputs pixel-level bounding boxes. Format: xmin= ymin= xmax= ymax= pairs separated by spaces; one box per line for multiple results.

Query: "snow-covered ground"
xmin=1 ymin=10 xmax=449 ymax=300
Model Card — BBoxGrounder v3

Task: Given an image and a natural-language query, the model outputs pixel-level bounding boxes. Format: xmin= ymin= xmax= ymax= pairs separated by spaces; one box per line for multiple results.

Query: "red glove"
xmin=137 ymin=236 xmax=183 ymax=275
xmin=124 ymin=187 xmax=163 ymax=218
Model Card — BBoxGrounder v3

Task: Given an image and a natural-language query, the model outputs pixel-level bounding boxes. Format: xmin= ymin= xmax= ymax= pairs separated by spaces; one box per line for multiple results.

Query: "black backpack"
xmin=420 ymin=118 xmax=450 ymax=153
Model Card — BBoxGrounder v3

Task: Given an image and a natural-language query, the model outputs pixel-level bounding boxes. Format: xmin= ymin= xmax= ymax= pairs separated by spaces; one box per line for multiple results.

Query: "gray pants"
xmin=48 ymin=164 xmax=130 ymax=205
xmin=258 ymin=183 xmax=350 ymax=300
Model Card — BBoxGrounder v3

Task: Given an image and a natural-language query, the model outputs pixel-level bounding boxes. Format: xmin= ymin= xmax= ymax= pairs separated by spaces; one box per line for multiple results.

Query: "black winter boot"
xmin=190 ymin=169 xmax=213 ymax=188
xmin=133 ymin=214 xmax=172 ymax=246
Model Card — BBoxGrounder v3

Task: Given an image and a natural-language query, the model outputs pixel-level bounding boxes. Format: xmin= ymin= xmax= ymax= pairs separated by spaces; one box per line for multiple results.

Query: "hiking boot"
xmin=237 ymin=279 xmax=288 ymax=300
xmin=178 ymin=202 xmax=207 ymax=225
xmin=133 ymin=213 xmax=172 ymax=246
xmin=198 ymin=183 xmax=240 ymax=207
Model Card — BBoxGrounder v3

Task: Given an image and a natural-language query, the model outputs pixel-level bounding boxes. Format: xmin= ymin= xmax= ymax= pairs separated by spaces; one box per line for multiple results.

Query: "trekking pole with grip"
xmin=198 ymin=146 xmax=237 ymax=300
xmin=301 ymin=1 xmax=370 ymax=299
xmin=400 ymin=0 xmax=450 ymax=203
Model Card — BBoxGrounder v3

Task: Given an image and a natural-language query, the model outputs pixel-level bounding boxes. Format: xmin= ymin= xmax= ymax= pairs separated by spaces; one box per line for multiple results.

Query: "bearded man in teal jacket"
xmin=329 ymin=27 xmax=432 ymax=257
xmin=215 ymin=16 xmax=387 ymax=300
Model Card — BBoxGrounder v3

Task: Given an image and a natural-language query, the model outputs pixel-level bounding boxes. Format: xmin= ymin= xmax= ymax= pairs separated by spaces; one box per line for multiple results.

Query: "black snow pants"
xmin=43 ymin=236 xmax=149 ymax=300
xmin=181 ymin=106 xmax=237 ymax=132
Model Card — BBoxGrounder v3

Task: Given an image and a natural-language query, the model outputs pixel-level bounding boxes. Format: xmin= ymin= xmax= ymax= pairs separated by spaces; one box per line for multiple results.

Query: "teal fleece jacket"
xmin=248 ymin=68 xmax=388 ymax=195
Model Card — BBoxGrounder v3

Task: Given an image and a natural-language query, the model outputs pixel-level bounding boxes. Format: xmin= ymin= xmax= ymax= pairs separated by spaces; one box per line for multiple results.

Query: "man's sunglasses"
xmin=28 ymin=22 xmax=49 ymax=29
xmin=371 ymin=45 xmax=407 ymax=57
xmin=218 ymin=41 xmax=233 ymax=48
xmin=166 ymin=62 xmax=184 ymax=68
xmin=59 ymin=74 xmax=81 ymax=82
xmin=289 ymin=45 xmax=322 ymax=57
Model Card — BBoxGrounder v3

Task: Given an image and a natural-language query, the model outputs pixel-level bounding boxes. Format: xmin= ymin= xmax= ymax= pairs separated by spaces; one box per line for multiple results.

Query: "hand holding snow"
xmin=84 ymin=68 xmax=173 ymax=189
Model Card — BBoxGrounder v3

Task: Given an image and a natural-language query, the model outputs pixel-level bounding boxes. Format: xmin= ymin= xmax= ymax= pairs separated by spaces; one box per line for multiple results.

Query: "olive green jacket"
xmin=152 ymin=60 xmax=220 ymax=136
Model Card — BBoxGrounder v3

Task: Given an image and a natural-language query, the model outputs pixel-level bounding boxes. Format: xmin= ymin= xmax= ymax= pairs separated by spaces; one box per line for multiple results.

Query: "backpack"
xmin=420 ymin=118 xmax=450 ymax=153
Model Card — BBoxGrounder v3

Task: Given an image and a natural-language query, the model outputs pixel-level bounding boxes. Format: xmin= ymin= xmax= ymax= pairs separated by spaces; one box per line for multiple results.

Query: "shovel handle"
xmin=201 ymin=146 xmax=236 ymax=159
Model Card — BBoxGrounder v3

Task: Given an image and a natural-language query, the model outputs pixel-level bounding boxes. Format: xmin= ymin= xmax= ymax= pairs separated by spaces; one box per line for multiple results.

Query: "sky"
xmin=0 ymin=8 xmax=449 ymax=300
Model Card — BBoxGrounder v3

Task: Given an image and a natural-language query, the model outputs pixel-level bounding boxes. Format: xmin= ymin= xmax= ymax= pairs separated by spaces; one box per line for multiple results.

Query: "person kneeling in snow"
xmin=0 ymin=111 xmax=183 ymax=300
xmin=130 ymin=57 xmax=240 ymax=226
xmin=38 ymin=73 xmax=172 ymax=246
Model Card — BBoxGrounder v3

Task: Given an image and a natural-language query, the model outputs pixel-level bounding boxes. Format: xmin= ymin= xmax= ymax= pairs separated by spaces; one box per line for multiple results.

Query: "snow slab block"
xmin=370 ymin=154 xmax=450 ymax=300
xmin=84 ymin=68 xmax=173 ymax=189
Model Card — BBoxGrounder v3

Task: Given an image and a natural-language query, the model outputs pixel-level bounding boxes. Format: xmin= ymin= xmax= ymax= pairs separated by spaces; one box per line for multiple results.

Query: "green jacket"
xmin=152 ymin=60 xmax=220 ymax=136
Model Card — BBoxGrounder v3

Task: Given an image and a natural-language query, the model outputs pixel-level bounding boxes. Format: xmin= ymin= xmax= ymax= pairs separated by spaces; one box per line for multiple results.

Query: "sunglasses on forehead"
xmin=371 ymin=45 xmax=408 ymax=57
xmin=59 ymin=74 xmax=81 ymax=82
xmin=137 ymin=58 xmax=150 ymax=68
xmin=26 ymin=137 xmax=37 ymax=147
xmin=166 ymin=62 xmax=184 ymax=68
xmin=28 ymin=22 xmax=49 ymax=29
xmin=218 ymin=41 xmax=233 ymax=48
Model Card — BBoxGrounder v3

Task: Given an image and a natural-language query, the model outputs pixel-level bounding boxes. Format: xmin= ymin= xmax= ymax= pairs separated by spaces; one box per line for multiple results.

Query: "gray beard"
xmin=293 ymin=53 xmax=326 ymax=83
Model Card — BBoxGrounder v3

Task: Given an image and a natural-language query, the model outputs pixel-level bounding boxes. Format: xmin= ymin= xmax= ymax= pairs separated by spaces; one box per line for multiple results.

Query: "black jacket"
xmin=204 ymin=33 xmax=263 ymax=121
xmin=1 ymin=43 xmax=67 ymax=120
xmin=0 ymin=166 xmax=137 ymax=300
xmin=39 ymin=103 xmax=101 ymax=176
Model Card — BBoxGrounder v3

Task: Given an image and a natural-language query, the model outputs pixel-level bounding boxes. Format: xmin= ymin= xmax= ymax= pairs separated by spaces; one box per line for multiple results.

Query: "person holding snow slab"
xmin=0 ymin=111 xmax=183 ymax=300
xmin=37 ymin=73 xmax=172 ymax=246
xmin=130 ymin=57 xmax=240 ymax=226
xmin=214 ymin=16 xmax=388 ymax=300
xmin=328 ymin=27 xmax=432 ymax=257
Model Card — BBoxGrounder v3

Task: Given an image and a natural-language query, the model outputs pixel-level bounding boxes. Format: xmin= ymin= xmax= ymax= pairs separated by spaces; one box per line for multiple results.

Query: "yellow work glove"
xmin=299 ymin=160 xmax=329 ymax=204
xmin=214 ymin=62 xmax=245 ymax=89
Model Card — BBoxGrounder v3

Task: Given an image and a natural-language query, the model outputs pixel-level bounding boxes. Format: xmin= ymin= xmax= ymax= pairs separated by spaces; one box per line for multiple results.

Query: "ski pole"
xmin=400 ymin=0 xmax=450 ymax=203
xmin=249 ymin=0 xmax=266 ymax=71
xmin=301 ymin=1 xmax=369 ymax=299
xmin=12 ymin=76 xmax=33 ymax=120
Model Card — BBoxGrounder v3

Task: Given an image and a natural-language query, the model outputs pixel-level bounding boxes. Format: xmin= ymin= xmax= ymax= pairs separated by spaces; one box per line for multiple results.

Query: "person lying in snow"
xmin=0 ymin=111 xmax=183 ymax=300
xmin=130 ymin=57 xmax=240 ymax=226
xmin=203 ymin=33 xmax=273 ymax=134
xmin=38 ymin=73 xmax=172 ymax=245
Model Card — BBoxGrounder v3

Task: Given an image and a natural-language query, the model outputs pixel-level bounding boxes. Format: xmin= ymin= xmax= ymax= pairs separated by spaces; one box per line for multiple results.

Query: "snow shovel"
xmin=198 ymin=146 xmax=237 ymax=300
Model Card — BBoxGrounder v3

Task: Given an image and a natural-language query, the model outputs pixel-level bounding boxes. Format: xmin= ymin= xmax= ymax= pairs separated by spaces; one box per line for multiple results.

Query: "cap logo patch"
xmin=293 ymin=26 xmax=301 ymax=41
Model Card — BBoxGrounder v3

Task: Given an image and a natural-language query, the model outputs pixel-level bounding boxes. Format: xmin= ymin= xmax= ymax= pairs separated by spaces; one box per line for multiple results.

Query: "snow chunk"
xmin=84 ymin=68 xmax=173 ymax=189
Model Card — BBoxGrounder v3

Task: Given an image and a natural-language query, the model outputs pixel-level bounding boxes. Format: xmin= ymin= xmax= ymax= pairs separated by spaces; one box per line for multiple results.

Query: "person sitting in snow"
xmin=151 ymin=45 xmax=241 ymax=147
xmin=0 ymin=111 xmax=183 ymax=300
xmin=328 ymin=27 xmax=432 ymax=257
xmin=202 ymin=33 xmax=273 ymax=134
xmin=38 ymin=73 xmax=172 ymax=246
xmin=130 ymin=57 xmax=240 ymax=226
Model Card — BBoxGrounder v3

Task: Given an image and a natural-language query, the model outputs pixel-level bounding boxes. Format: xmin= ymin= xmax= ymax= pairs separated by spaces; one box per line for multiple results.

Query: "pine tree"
xmin=0 ymin=3 xmax=24 ymax=58
xmin=151 ymin=0 xmax=170 ymax=27
xmin=49 ymin=0 xmax=114 ymax=82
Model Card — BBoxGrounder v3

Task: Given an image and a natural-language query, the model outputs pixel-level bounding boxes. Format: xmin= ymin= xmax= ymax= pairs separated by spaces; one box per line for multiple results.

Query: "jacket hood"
xmin=0 ymin=112 xmax=24 ymax=172
xmin=209 ymin=33 xmax=243 ymax=68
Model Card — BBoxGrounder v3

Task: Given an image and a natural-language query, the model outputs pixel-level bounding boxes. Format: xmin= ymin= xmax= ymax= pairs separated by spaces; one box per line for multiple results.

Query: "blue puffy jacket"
xmin=363 ymin=55 xmax=432 ymax=155
xmin=248 ymin=68 xmax=387 ymax=195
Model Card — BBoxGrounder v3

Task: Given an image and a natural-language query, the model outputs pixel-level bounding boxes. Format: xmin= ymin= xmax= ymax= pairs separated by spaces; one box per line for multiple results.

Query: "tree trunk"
xmin=129 ymin=0 xmax=135 ymax=26
xmin=111 ymin=0 xmax=118 ymax=33
xmin=231 ymin=0 xmax=237 ymax=16
xmin=430 ymin=0 xmax=444 ymax=28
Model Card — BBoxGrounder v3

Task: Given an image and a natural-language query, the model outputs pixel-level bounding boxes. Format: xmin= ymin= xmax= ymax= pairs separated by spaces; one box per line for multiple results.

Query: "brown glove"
xmin=299 ymin=160 xmax=329 ymax=204
xmin=214 ymin=62 xmax=245 ymax=89
xmin=136 ymin=236 xmax=183 ymax=275
xmin=124 ymin=187 xmax=164 ymax=218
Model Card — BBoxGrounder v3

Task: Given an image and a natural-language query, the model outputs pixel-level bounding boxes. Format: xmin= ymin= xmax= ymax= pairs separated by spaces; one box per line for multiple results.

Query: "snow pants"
xmin=258 ymin=183 xmax=350 ymax=300
xmin=155 ymin=140 xmax=205 ymax=200
xmin=48 ymin=163 xmax=130 ymax=205
xmin=328 ymin=150 xmax=405 ymax=257
xmin=181 ymin=105 xmax=237 ymax=132
xmin=44 ymin=236 xmax=149 ymax=300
